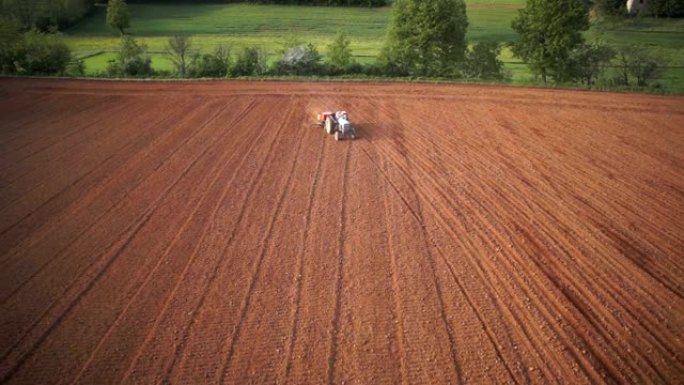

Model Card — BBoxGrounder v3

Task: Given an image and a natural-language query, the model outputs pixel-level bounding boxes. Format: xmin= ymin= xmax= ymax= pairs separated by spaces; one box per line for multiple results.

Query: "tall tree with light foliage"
xmin=107 ymin=0 xmax=130 ymax=35
xmin=166 ymin=35 xmax=192 ymax=78
xmin=381 ymin=0 xmax=468 ymax=77
xmin=511 ymin=0 xmax=589 ymax=83
xmin=327 ymin=31 xmax=353 ymax=70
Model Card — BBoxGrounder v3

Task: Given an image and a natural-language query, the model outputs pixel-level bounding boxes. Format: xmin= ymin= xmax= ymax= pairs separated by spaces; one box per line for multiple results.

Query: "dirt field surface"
xmin=0 ymin=78 xmax=682 ymax=385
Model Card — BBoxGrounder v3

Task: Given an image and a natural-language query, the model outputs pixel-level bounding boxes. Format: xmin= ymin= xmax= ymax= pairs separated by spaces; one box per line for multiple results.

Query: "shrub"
xmin=230 ymin=46 xmax=266 ymax=77
xmin=107 ymin=35 xmax=153 ymax=77
xmin=13 ymin=31 xmax=72 ymax=75
xmin=615 ymin=46 xmax=663 ymax=87
xmin=65 ymin=58 xmax=86 ymax=77
xmin=273 ymin=43 xmax=322 ymax=75
xmin=188 ymin=46 xmax=230 ymax=77
xmin=569 ymin=43 xmax=615 ymax=85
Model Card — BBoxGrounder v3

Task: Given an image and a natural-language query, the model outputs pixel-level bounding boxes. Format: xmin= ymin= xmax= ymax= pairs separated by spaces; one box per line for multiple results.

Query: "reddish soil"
xmin=0 ymin=78 xmax=682 ymax=385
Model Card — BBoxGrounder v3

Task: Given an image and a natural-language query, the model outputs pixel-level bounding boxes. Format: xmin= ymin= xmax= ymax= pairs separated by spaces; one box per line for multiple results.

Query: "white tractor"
xmin=316 ymin=111 xmax=357 ymax=140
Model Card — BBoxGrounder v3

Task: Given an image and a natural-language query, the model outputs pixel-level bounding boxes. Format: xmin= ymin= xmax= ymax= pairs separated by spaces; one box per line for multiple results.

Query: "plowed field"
xmin=0 ymin=78 xmax=682 ymax=385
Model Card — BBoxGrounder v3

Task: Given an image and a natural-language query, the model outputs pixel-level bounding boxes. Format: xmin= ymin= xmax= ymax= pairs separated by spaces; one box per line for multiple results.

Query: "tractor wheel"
xmin=334 ymin=131 xmax=340 ymax=141
xmin=325 ymin=117 xmax=334 ymax=135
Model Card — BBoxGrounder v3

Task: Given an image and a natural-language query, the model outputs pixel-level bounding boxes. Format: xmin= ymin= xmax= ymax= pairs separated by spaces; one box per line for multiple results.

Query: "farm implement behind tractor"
xmin=316 ymin=111 xmax=357 ymax=140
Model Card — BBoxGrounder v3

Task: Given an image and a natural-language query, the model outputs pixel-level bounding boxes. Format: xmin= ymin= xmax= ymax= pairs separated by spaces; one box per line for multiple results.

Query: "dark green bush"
xmin=189 ymin=46 xmax=230 ymax=77
xmin=230 ymin=46 xmax=266 ymax=77
xmin=0 ymin=18 xmax=73 ymax=76
xmin=107 ymin=35 xmax=154 ymax=77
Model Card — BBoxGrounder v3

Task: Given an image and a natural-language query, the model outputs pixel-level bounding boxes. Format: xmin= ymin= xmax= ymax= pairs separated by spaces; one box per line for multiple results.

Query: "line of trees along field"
xmin=595 ymin=0 xmax=684 ymax=17
xmin=124 ymin=0 xmax=388 ymax=4
xmin=0 ymin=0 xmax=676 ymax=90
xmin=0 ymin=0 xmax=97 ymax=30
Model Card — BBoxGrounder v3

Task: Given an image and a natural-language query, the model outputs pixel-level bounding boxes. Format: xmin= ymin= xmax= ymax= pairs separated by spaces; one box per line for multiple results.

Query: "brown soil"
xmin=0 ymin=78 xmax=682 ymax=385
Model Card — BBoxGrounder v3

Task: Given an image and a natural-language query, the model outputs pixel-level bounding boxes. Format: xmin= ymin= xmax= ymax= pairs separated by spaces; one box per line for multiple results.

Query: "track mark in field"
xmin=357 ymin=139 xmax=519 ymax=385
xmin=116 ymin=99 xmax=266 ymax=385
xmin=68 ymin=103 xmax=255 ymax=385
xmin=0 ymin=101 xmax=214 ymax=302
xmin=1 ymin=96 xmax=133 ymax=172
xmin=158 ymin=99 xmax=289 ymax=384
xmin=0 ymin=94 xmax=96 ymax=151
xmin=1 ymin=191 xmax=157 ymax=383
xmin=281 ymin=137 xmax=326 ymax=384
xmin=399 ymin=104 xmax=654 ymax=382
xmin=327 ymin=144 xmax=353 ymax=385
xmin=380 ymin=160 xmax=409 ymax=385
xmin=218 ymin=101 xmax=306 ymax=383
xmin=0 ymin=96 xmax=111 ymax=167
xmin=0 ymin=103 xmax=232 ymax=382
xmin=0 ymin=100 xmax=152 ymax=230
xmin=406 ymin=175 xmax=464 ymax=385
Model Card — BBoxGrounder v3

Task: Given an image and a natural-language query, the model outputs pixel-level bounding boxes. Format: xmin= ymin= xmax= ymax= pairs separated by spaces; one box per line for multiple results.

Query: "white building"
xmin=627 ymin=0 xmax=648 ymax=14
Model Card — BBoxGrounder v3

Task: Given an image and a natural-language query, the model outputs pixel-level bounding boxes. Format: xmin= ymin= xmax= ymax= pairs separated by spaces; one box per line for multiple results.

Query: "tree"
xmin=646 ymin=0 xmax=684 ymax=17
xmin=569 ymin=43 xmax=615 ymax=85
xmin=381 ymin=0 xmax=468 ymax=77
xmin=511 ymin=0 xmax=589 ymax=83
xmin=1 ymin=0 xmax=40 ymax=29
xmin=464 ymin=41 xmax=507 ymax=80
xmin=593 ymin=0 xmax=626 ymax=16
xmin=15 ymin=30 xmax=72 ymax=75
xmin=327 ymin=31 xmax=353 ymax=70
xmin=0 ymin=16 xmax=22 ymax=73
xmin=107 ymin=0 xmax=130 ymax=35
xmin=166 ymin=35 xmax=192 ymax=78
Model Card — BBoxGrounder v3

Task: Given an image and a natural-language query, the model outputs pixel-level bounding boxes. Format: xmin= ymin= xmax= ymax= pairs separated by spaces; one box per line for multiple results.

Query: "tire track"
xmin=355 ymin=102 xmax=528 ymax=385
xmin=0 ymin=98 xmax=186 ymax=253
xmin=67 ymin=99 xmax=263 ymax=385
xmin=326 ymin=144 xmax=352 ymax=385
xmin=0 ymin=99 xmax=223 ymax=307
xmin=0 ymin=95 xmax=125 ymax=176
xmin=362 ymin=140 xmax=507 ymax=385
xmin=0 ymin=117 xmax=215 ymax=383
xmin=372 ymin=98 xmax=676 ymax=380
xmin=380 ymin=160 xmax=409 ymax=385
xmin=113 ymin=98 xmax=271 ymax=385
xmin=377 ymin=107 xmax=601 ymax=383
xmin=0 ymin=101 xmax=234 ymax=380
xmin=404 ymin=99 xmax=682 ymax=382
xmin=155 ymin=97 xmax=291 ymax=384
xmin=357 ymin=101 xmax=522 ymax=383
xmin=218 ymin=102 xmax=306 ymax=384
xmin=281 ymin=137 xmax=327 ymax=385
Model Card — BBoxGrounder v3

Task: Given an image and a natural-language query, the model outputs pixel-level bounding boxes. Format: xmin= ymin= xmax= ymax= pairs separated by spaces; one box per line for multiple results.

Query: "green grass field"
xmin=63 ymin=1 xmax=684 ymax=91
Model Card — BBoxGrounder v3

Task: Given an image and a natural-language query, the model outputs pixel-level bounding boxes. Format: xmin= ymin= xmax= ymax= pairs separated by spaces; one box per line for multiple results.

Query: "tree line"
xmin=0 ymin=0 xmax=669 ymax=89
xmin=0 ymin=0 xmax=97 ymax=31
xmin=594 ymin=0 xmax=684 ymax=17
xmin=122 ymin=0 xmax=388 ymax=5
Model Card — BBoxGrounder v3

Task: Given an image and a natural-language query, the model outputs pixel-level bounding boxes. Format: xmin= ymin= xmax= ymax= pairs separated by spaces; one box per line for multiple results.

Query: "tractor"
xmin=316 ymin=111 xmax=357 ymax=140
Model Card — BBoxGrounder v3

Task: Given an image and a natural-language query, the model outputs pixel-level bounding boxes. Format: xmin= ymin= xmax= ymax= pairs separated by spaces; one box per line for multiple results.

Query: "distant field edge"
xmin=2 ymin=75 xmax=683 ymax=97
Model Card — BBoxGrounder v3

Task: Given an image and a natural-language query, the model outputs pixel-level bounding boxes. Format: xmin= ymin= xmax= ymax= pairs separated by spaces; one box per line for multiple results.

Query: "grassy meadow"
xmin=62 ymin=1 xmax=684 ymax=91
